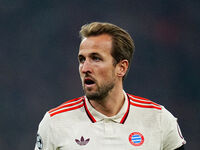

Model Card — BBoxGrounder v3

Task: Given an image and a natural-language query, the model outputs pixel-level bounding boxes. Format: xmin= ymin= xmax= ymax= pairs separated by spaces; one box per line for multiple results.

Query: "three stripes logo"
xmin=129 ymin=132 xmax=144 ymax=146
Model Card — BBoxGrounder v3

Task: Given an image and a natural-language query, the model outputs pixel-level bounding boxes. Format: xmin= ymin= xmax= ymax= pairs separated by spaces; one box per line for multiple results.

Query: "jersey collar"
xmin=84 ymin=91 xmax=130 ymax=124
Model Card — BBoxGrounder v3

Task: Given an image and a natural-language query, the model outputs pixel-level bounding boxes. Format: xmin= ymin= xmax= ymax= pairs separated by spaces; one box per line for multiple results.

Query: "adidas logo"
xmin=75 ymin=136 xmax=90 ymax=146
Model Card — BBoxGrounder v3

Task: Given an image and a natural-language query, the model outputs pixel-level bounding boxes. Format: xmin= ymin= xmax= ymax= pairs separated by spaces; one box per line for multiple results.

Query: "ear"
xmin=116 ymin=60 xmax=129 ymax=78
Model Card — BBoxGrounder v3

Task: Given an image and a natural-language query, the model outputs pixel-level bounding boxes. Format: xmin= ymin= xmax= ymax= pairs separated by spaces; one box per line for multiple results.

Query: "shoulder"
xmin=127 ymin=93 xmax=178 ymax=124
xmin=37 ymin=97 xmax=85 ymax=134
xmin=48 ymin=96 xmax=85 ymax=117
xmin=127 ymin=93 xmax=162 ymax=110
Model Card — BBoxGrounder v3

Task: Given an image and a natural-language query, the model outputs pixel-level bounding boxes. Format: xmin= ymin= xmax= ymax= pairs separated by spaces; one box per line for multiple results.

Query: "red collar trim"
xmin=84 ymin=97 xmax=96 ymax=123
xmin=120 ymin=94 xmax=130 ymax=124
xmin=83 ymin=93 xmax=130 ymax=124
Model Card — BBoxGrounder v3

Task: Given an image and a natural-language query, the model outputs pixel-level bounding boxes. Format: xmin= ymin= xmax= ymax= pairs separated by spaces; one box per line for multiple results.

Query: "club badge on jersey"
xmin=129 ymin=132 xmax=144 ymax=146
xmin=36 ymin=134 xmax=43 ymax=150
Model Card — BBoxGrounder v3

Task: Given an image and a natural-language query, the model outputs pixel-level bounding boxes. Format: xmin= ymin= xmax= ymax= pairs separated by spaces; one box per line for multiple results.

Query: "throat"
xmin=89 ymin=91 xmax=125 ymax=117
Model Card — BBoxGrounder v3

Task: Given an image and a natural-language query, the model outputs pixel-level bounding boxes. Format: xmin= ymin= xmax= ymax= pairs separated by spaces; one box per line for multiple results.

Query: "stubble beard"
xmin=83 ymin=79 xmax=115 ymax=101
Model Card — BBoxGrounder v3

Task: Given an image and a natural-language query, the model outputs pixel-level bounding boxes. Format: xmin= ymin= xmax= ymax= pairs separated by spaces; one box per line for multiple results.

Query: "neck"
xmin=89 ymin=83 xmax=125 ymax=117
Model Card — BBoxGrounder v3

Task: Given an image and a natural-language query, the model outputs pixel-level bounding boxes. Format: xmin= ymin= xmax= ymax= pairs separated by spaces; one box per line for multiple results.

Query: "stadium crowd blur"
xmin=0 ymin=0 xmax=199 ymax=149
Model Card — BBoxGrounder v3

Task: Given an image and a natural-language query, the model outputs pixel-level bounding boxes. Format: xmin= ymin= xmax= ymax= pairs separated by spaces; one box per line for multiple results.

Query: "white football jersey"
xmin=35 ymin=91 xmax=186 ymax=150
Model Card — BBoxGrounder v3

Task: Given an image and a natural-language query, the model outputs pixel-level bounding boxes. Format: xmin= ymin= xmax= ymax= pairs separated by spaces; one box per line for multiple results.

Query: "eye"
xmin=78 ymin=56 xmax=85 ymax=63
xmin=92 ymin=56 xmax=101 ymax=61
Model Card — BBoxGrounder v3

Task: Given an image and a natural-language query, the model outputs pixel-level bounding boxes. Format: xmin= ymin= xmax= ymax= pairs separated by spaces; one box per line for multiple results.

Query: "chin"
xmin=85 ymin=91 xmax=108 ymax=101
xmin=85 ymin=91 xmax=96 ymax=97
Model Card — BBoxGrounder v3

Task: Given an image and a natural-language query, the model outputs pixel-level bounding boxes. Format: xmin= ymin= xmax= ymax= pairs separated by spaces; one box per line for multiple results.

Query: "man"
xmin=35 ymin=22 xmax=186 ymax=150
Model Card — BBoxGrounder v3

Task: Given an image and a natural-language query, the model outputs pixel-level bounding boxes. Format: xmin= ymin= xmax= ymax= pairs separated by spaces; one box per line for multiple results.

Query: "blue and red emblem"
xmin=129 ymin=132 xmax=144 ymax=146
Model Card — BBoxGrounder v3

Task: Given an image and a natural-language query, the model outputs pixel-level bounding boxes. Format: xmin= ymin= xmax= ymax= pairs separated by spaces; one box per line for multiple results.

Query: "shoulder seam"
xmin=128 ymin=94 xmax=162 ymax=110
xmin=48 ymin=97 xmax=84 ymax=117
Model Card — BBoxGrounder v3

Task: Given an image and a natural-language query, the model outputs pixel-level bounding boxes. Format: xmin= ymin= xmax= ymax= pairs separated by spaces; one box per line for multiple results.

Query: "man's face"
xmin=78 ymin=34 xmax=117 ymax=100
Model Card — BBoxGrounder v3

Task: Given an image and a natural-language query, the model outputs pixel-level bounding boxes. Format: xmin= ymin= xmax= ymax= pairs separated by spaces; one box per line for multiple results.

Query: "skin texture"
xmin=78 ymin=34 xmax=129 ymax=117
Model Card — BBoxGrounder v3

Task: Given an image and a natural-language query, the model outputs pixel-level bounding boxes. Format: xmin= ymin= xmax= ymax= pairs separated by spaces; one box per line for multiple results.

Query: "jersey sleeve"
xmin=34 ymin=112 xmax=54 ymax=150
xmin=161 ymin=107 xmax=186 ymax=150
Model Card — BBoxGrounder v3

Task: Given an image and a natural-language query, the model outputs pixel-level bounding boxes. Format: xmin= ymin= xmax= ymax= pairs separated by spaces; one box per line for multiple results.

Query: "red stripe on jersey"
xmin=49 ymin=103 xmax=84 ymax=117
xmin=120 ymin=95 xmax=130 ymax=124
xmin=49 ymin=98 xmax=83 ymax=113
xmin=128 ymin=94 xmax=150 ymax=101
xmin=61 ymin=97 xmax=83 ymax=105
xmin=84 ymin=98 xmax=96 ymax=123
xmin=130 ymin=101 xmax=162 ymax=110
xmin=128 ymin=95 xmax=160 ymax=106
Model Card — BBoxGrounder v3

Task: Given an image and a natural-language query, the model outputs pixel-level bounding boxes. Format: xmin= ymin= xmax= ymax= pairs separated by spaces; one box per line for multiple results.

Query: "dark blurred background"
xmin=0 ymin=0 xmax=199 ymax=149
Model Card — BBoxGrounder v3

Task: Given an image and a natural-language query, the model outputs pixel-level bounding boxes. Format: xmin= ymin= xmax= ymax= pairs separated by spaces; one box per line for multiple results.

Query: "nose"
xmin=80 ymin=59 xmax=92 ymax=74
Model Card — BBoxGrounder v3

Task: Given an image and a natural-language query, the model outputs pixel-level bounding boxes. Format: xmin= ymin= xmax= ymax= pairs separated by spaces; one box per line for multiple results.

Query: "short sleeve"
xmin=34 ymin=112 xmax=54 ymax=150
xmin=161 ymin=107 xmax=186 ymax=150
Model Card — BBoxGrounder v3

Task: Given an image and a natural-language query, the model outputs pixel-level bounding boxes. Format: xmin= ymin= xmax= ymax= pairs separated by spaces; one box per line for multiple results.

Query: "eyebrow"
xmin=90 ymin=52 xmax=101 ymax=56
xmin=78 ymin=52 xmax=102 ymax=57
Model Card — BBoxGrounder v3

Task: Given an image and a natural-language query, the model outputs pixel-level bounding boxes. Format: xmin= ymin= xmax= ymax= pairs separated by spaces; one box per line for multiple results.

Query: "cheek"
xmin=97 ymin=66 xmax=115 ymax=79
xmin=79 ymin=65 xmax=83 ymax=74
xmin=79 ymin=67 xmax=84 ymax=80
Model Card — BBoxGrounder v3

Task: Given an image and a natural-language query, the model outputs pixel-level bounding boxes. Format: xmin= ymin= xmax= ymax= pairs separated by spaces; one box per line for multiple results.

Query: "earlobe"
xmin=117 ymin=60 xmax=129 ymax=77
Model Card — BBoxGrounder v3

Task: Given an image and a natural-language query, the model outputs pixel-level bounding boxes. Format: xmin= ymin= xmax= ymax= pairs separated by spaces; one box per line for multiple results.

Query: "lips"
xmin=85 ymin=79 xmax=95 ymax=85
xmin=84 ymin=77 xmax=95 ymax=86
xmin=84 ymin=78 xmax=95 ymax=84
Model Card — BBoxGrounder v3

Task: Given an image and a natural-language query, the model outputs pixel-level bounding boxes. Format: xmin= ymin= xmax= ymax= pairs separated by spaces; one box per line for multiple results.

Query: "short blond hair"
xmin=80 ymin=22 xmax=135 ymax=79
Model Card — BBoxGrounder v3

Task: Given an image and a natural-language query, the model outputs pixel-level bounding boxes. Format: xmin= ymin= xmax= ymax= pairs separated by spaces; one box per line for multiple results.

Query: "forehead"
xmin=79 ymin=34 xmax=112 ymax=55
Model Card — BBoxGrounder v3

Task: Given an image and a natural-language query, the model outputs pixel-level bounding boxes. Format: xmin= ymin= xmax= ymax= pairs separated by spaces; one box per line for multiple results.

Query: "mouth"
xmin=84 ymin=77 xmax=96 ymax=87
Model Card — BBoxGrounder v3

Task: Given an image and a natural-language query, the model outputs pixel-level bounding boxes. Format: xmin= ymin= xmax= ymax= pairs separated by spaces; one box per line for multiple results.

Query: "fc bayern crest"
xmin=129 ymin=132 xmax=144 ymax=146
